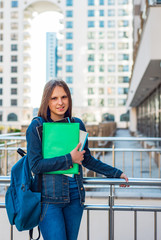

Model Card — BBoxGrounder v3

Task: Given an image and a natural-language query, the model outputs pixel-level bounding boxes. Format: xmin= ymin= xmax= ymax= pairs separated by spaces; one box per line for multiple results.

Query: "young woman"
xmin=26 ymin=79 xmax=128 ymax=240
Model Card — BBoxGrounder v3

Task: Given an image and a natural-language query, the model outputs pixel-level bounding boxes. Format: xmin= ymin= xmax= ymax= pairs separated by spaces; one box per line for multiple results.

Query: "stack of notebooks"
xmin=37 ymin=118 xmax=88 ymax=175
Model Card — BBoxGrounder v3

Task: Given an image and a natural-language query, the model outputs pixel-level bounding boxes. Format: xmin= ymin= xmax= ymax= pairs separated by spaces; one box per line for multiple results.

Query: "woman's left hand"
xmin=120 ymin=173 xmax=129 ymax=187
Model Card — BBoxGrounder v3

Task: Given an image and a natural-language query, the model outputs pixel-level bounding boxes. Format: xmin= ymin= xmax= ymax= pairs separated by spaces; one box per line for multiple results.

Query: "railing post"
xmin=112 ymin=144 xmax=115 ymax=168
xmin=154 ymin=211 xmax=157 ymax=240
xmin=134 ymin=211 xmax=137 ymax=240
xmin=87 ymin=210 xmax=90 ymax=240
xmin=4 ymin=140 xmax=8 ymax=176
xmin=10 ymin=225 xmax=13 ymax=240
xmin=108 ymin=185 xmax=114 ymax=240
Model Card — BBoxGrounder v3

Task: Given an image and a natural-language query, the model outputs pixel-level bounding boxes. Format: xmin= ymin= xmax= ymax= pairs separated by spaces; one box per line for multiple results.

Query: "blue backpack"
xmin=5 ymin=117 xmax=44 ymax=239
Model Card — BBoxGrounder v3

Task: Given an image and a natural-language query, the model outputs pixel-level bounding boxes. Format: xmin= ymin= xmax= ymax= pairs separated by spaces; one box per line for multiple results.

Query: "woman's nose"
xmin=58 ymin=98 xmax=63 ymax=104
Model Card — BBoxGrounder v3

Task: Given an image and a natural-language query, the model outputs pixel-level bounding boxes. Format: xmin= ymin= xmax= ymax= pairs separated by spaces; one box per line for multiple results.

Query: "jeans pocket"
xmin=40 ymin=203 xmax=49 ymax=222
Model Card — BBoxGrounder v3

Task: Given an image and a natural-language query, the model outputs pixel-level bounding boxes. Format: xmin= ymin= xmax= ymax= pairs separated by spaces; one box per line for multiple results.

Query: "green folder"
xmin=42 ymin=122 xmax=79 ymax=174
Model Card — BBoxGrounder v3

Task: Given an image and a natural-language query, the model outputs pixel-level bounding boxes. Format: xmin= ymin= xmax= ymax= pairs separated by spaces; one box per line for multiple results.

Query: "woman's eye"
xmin=51 ymin=97 xmax=57 ymax=100
xmin=62 ymin=96 xmax=67 ymax=99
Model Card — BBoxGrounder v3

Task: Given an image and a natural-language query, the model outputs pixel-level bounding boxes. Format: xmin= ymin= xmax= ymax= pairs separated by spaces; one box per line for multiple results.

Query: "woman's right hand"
xmin=70 ymin=143 xmax=86 ymax=165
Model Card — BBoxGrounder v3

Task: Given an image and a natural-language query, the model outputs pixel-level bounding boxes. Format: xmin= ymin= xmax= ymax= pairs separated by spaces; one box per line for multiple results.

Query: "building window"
xmin=11 ymin=77 xmax=17 ymax=84
xmin=99 ymin=88 xmax=104 ymax=94
xmin=118 ymin=54 xmax=129 ymax=61
xmin=118 ymin=65 xmax=129 ymax=72
xmin=7 ymin=113 xmax=18 ymax=121
xmin=0 ymin=100 xmax=2 ymax=106
xmin=11 ymin=1 xmax=18 ymax=8
xmin=99 ymin=10 xmax=104 ymax=17
xmin=11 ymin=66 xmax=18 ymax=73
xmin=11 ymin=22 xmax=18 ymax=30
xmin=0 ymin=88 xmax=2 ymax=95
xmin=66 ymin=43 xmax=73 ymax=50
xmin=118 ymin=20 xmax=129 ymax=27
xmin=108 ymin=98 xmax=115 ymax=107
xmin=11 ymin=55 xmax=18 ymax=62
xmin=66 ymin=76 xmax=73 ymax=84
xmin=0 ymin=34 xmax=3 ymax=40
xmin=99 ymin=21 xmax=104 ymax=28
xmin=88 ymin=65 xmax=94 ymax=72
xmin=99 ymin=76 xmax=104 ymax=83
xmin=69 ymin=87 xmax=73 ymax=94
xmin=0 ymin=78 xmax=3 ymax=84
xmin=108 ymin=9 xmax=115 ymax=16
xmin=118 ymin=76 xmax=129 ymax=83
xmin=118 ymin=0 xmax=129 ymax=5
xmin=11 ymin=88 xmax=17 ymax=95
xmin=88 ymin=54 xmax=95 ymax=61
xmin=11 ymin=44 xmax=18 ymax=51
xmin=107 ymin=42 xmax=115 ymax=50
xmin=108 ymin=65 xmax=115 ymax=72
xmin=66 ymin=65 xmax=73 ymax=72
xmin=66 ymin=54 xmax=73 ymax=61
xmin=11 ymin=99 xmax=17 ymax=106
xmin=99 ymin=32 xmax=105 ymax=39
xmin=66 ymin=10 xmax=73 ymax=17
xmin=108 ymin=0 xmax=115 ymax=5
xmin=66 ymin=21 xmax=73 ymax=28
xmin=99 ymin=43 xmax=104 ymax=50
xmin=11 ymin=11 xmax=18 ymax=19
xmin=11 ymin=33 xmax=18 ymax=40
xmin=108 ymin=20 xmax=115 ymax=28
xmin=0 ymin=56 xmax=3 ymax=62
xmin=108 ymin=53 xmax=115 ymax=61
xmin=66 ymin=32 xmax=73 ymax=39
xmin=118 ymin=9 xmax=128 ymax=16
xmin=99 ymin=99 xmax=104 ymax=106
xmin=107 ymin=76 xmax=115 ymax=84
xmin=0 ymin=23 xmax=3 ymax=30
xmin=118 ymin=31 xmax=129 ymax=38
xmin=88 ymin=32 xmax=95 ymax=39
xmin=118 ymin=42 xmax=129 ymax=49
xmin=99 ymin=0 xmax=104 ymax=5
xmin=107 ymin=31 xmax=115 ymax=39
xmin=0 ymin=45 xmax=3 ymax=51
xmin=88 ymin=43 xmax=95 ymax=50
xmin=88 ymin=88 xmax=95 ymax=94
xmin=99 ymin=53 xmax=104 ymax=61
xmin=88 ymin=21 xmax=95 ymax=28
xmin=66 ymin=0 xmax=73 ymax=6
xmin=107 ymin=87 xmax=115 ymax=95
xmin=118 ymin=99 xmax=126 ymax=106
xmin=0 ymin=67 xmax=3 ymax=73
xmin=88 ymin=0 xmax=95 ymax=6
xmin=88 ymin=99 xmax=95 ymax=106
xmin=99 ymin=65 xmax=104 ymax=72
xmin=88 ymin=76 xmax=95 ymax=83
xmin=88 ymin=10 xmax=95 ymax=17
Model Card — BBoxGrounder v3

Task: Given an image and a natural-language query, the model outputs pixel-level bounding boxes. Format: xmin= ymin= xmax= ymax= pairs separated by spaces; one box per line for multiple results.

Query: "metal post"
xmin=112 ymin=144 xmax=115 ymax=168
xmin=108 ymin=185 xmax=114 ymax=240
xmin=158 ymin=153 xmax=160 ymax=178
xmin=132 ymin=152 xmax=134 ymax=177
xmin=149 ymin=152 xmax=152 ymax=177
xmin=4 ymin=141 xmax=8 ymax=176
xmin=140 ymin=152 xmax=142 ymax=178
xmin=10 ymin=225 xmax=13 ymax=240
xmin=87 ymin=210 xmax=90 ymax=240
xmin=154 ymin=211 xmax=157 ymax=240
xmin=123 ymin=152 xmax=125 ymax=173
xmin=134 ymin=211 xmax=137 ymax=240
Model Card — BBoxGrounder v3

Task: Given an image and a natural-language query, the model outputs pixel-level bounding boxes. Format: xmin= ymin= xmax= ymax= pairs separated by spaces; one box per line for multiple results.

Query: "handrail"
xmin=1 ymin=177 xmax=161 ymax=240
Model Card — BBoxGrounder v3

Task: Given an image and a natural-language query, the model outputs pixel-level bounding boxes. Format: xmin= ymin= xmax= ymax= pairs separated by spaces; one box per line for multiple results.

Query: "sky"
xmin=30 ymin=11 xmax=63 ymax=108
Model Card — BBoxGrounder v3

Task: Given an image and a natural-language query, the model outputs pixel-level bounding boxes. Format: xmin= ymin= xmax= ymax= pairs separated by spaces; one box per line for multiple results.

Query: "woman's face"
xmin=48 ymin=86 xmax=69 ymax=121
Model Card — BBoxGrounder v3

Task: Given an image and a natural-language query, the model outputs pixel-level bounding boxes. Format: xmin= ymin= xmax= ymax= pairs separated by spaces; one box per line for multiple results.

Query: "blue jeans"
xmin=39 ymin=188 xmax=84 ymax=240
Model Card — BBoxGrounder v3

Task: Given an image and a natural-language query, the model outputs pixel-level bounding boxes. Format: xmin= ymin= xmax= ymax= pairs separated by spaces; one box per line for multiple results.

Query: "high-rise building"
xmin=46 ymin=32 xmax=57 ymax=82
xmin=0 ymin=0 xmax=133 ymax=131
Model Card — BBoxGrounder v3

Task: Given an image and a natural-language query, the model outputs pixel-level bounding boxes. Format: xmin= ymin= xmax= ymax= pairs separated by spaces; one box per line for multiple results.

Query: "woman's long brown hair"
xmin=38 ymin=79 xmax=72 ymax=121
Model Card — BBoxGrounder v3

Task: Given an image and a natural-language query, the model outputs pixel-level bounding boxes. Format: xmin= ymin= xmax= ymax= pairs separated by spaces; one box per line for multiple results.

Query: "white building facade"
xmin=0 ymin=0 xmax=133 ymax=131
